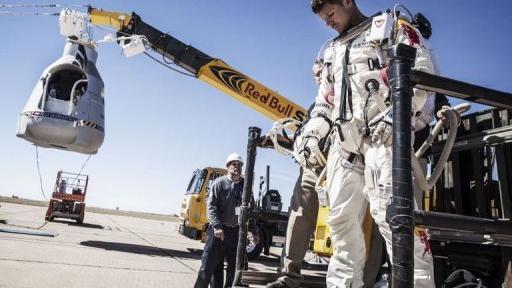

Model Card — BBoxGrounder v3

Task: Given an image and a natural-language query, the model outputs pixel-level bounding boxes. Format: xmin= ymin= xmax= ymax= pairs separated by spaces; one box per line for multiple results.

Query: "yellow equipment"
xmin=87 ymin=7 xmax=307 ymax=124
xmin=313 ymin=206 xmax=332 ymax=256
xmin=178 ymin=167 xmax=226 ymax=241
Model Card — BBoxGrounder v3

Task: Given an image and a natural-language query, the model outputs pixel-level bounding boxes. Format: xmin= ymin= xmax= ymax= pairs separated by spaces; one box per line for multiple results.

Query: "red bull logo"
xmin=210 ymin=65 xmax=306 ymax=122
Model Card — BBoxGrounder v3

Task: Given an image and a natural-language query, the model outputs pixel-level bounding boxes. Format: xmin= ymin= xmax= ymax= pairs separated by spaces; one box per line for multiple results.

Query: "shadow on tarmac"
xmin=80 ymin=240 xmax=203 ymax=260
xmin=186 ymin=247 xmax=282 ymax=267
xmin=51 ymin=219 xmax=104 ymax=229
xmin=184 ymin=247 xmax=325 ymax=272
xmin=80 ymin=241 xmax=325 ymax=273
xmin=69 ymin=223 xmax=105 ymax=229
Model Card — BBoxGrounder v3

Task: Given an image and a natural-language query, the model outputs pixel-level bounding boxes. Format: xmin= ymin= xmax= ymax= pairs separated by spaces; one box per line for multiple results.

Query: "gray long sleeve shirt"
xmin=207 ymin=175 xmax=244 ymax=229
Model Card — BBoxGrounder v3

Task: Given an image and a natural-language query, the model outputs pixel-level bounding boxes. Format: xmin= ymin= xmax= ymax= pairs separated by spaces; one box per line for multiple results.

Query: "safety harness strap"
xmin=339 ymin=41 xmax=353 ymax=123
xmin=346 ymin=152 xmax=356 ymax=163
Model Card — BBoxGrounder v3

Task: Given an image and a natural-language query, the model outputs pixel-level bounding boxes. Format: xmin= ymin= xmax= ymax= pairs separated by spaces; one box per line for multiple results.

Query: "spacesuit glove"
xmin=437 ymin=105 xmax=461 ymax=127
xmin=293 ymin=136 xmax=326 ymax=169
xmin=371 ymin=121 xmax=393 ymax=145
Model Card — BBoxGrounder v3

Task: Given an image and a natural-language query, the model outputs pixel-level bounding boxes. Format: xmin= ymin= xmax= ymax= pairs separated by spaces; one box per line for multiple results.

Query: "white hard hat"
xmin=225 ymin=153 xmax=244 ymax=167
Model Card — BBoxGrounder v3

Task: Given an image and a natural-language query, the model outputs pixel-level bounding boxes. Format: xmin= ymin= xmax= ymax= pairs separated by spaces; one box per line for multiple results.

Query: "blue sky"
xmin=1 ymin=1 xmax=511 ymax=214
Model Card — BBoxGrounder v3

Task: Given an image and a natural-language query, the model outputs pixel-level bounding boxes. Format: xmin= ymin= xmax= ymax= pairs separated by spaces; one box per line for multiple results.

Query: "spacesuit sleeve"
xmin=304 ymin=45 xmax=336 ymax=139
xmin=435 ymin=93 xmax=450 ymax=112
xmin=395 ymin=23 xmax=436 ymax=115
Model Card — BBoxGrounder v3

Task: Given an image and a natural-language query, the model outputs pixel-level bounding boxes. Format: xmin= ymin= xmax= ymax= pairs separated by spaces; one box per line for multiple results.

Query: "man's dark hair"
xmin=311 ymin=0 xmax=343 ymax=14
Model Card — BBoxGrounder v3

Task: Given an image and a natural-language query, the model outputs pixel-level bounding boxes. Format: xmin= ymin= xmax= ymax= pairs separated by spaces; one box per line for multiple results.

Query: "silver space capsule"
xmin=16 ymin=39 xmax=105 ymax=154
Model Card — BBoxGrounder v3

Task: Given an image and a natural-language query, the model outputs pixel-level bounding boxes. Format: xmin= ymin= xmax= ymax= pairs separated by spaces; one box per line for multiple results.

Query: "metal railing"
xmin=389 ymin=43 xmax=512 ymax=287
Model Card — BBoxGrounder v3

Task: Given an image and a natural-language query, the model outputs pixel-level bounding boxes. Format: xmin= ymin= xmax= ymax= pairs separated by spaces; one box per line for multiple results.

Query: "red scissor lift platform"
xmin=45 ymin=171 xmax=89 ymax=224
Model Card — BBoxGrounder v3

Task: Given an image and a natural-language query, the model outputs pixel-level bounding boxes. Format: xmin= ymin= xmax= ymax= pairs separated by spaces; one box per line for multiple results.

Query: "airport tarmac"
xmin=0 ymin=201 xmax=326 ymax=288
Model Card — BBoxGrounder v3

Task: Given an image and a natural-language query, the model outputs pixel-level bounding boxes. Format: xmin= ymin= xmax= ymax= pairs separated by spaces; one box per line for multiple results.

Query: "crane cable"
xmin=2 ymin=146 xmax=52 ymax=230
xmin=143 ymin=51 xmax=195 ymax=78
xmin=69 ymin=154 xmax=91 ymax=187
xmin=92 ymin=22 xmax=196 ymax=78
xmin=0 ymin=11 xmax=59 ymax=16
xmin=35 ymin=146 xmax=48 ymax=201
xmin=0 ymin=4 xmax=87 ymax=8
xmin=0 ymin=3 xmax=88 ymax=16
xmin=32 ymin=146 xmax=92 ymax=229
xmin=35 ymin=146 xmax=93 ymax=200
xmin=1 ymin=8 xmax=196 ymax=78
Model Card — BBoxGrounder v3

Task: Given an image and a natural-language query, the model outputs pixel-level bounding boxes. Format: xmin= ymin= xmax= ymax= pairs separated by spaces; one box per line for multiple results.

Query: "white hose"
xmin=68 ymin=79 xmax=88 ymax=114
xmin=268 ymin=118 xmax=301 ymax=156
xmin=415 ymin=103 xmax=470 ymax=158
xmin=412 ymin=103 xmax=471 ymax=191
xmin=315 ymin=166 xmax=329 ymax=207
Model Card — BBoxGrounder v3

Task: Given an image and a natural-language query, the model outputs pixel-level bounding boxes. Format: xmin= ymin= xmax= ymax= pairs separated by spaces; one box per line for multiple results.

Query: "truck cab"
xmin=179 ymin=167 xmax=226 ymax=240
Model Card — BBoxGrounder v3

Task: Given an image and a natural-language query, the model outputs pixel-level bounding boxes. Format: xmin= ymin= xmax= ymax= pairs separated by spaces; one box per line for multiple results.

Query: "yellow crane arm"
xmin=88 ymin=7 xmax=131 ymax=31
xmin=87 ymin=7 xmax=307 ymax=124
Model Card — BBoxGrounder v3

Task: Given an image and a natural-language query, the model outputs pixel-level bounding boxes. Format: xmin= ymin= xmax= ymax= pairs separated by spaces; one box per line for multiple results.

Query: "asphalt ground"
xmin=0 ymin=201 xmax=326 ymax=288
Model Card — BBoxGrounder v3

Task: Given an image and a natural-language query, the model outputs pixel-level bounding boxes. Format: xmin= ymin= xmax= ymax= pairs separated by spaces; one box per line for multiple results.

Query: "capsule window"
xmin=46 ymin=64 xmax=87 ymax=102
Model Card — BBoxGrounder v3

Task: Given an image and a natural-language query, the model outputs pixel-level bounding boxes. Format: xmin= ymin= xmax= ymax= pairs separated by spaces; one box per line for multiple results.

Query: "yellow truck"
xmin=178 ymin=166 xmax=289 ymax=260
xmin=178 ymin=167 xmax=225 ymax=241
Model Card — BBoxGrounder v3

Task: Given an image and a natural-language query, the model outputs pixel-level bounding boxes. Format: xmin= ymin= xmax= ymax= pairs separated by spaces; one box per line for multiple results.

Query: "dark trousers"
xmin=195 ymin=226 xmax=238 ymax=288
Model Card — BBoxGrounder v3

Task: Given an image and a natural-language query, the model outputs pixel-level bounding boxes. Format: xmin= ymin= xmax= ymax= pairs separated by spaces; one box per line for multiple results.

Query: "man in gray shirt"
xmin=195 ymin=153 xmax=244 ymax=288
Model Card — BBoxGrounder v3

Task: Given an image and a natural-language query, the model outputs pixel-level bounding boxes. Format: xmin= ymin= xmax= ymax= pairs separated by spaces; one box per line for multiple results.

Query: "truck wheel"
xmin=246 ymin=229 xmax=264 ymax=260
xmin=76 ymin=203 xmax=85 ymax=224
xmin=45 ymin=200 xmax=55 ymax=221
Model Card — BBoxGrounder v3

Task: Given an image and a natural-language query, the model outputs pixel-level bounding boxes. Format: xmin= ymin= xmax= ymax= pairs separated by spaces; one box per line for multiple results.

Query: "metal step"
xmin=51 ymin=212 xmax=80 ymax=219
xmin=241 ymin=271 xmax=326 ymax=288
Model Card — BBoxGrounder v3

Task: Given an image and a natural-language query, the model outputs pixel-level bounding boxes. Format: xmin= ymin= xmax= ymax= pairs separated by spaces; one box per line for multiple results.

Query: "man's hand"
xmin=213 ymin=228 xmax=224 ymax=241
xmin=293 ymin=136 xmax=326 ymax=168
xmin=371 ymin=121 xmax=393 ymax=145
xmin=258 ymin=133 xmax=292 ymax=149
xmin=436 ymin=105 xmax=461 ymax=127
xmin=258 ymin=134 xmax=275 ymax=148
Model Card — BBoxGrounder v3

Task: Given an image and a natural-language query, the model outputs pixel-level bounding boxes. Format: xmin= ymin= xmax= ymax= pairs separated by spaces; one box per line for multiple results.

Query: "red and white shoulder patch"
xmin=402 ymin=24 xmax=420 ymax=47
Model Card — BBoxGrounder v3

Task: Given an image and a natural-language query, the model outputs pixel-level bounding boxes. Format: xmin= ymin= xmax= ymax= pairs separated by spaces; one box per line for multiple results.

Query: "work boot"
xmin=265 ymin=280 xmax=290 ymax=288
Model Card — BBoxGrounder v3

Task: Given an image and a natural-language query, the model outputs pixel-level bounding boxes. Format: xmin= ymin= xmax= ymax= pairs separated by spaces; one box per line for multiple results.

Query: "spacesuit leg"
xmin=325 ymin=138 xmax=367 ymax=288
xmin=364 ymin=143 xmax=435 ymax=288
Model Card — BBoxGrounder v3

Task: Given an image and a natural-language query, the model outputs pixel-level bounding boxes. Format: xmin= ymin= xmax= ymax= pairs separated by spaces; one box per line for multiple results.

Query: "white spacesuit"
xmin=295 ymin=14 xmax=436 ymax=287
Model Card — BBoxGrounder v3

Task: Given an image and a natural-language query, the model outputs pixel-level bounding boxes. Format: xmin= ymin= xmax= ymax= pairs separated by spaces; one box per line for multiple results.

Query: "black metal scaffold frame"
xmin=233 ymin=44 xmax=512 ymax=288
xmin=388 ymin=43 xmax=512 ymax=288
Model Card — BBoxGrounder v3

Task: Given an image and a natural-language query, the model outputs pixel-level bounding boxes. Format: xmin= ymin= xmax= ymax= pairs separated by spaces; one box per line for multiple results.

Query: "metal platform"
xmin=241 ymin=271 xmax=326 ymax=288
